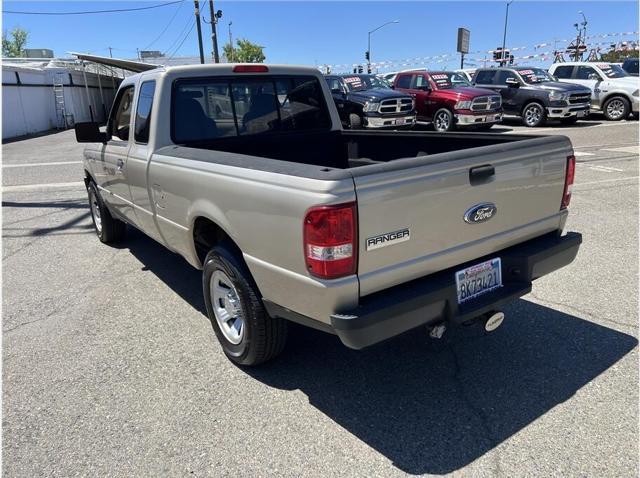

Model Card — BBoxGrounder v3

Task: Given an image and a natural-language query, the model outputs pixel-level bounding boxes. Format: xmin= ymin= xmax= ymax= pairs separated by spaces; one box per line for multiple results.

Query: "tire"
xmin=432 ymin=108 xmax=455 ymax=132
xmin=202 ymin=244 xmax=287 ymax=366
xmin=602 ymin=96 xmax=630 ymax=121
xmin=348 ymin=113 xmax=362 ymax=129
xmin=87 ymin=181 xmax=126 ymax=243
xmin=560 ymin=116 xmax=579 ymax=125
xmin=522 ymin=102 xmax=546 ymax=127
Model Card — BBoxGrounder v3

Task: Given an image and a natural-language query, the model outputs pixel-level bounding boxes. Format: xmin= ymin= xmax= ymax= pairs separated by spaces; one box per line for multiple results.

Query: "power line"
xmin=167 ymin=22 xmax=196 ymax=59
xmin=163 ymin=13 xmax=194 ymax=55
xmin=4 ymin=1 xmax=182 ymax=15
xmin=141 ymin=0 xmax=186 ymax=51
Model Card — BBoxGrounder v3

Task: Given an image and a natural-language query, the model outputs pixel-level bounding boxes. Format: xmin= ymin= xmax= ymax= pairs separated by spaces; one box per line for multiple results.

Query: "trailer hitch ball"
xmin=484 ymin=311 xmax=505 ymax=332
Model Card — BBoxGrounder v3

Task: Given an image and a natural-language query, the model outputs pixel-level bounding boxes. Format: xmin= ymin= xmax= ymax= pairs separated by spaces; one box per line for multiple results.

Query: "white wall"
xmin=2 ymin=64 xmax=119 ymax=140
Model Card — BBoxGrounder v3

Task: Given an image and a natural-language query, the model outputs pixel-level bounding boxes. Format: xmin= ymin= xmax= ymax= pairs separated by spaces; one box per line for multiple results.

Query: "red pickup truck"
xmin=393 ymin=71 xmax=503 ymax=131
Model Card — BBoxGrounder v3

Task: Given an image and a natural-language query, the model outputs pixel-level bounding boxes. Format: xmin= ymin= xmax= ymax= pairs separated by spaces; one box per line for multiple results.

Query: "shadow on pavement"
xmin=120 ymin=229 xmax=637 ymax=475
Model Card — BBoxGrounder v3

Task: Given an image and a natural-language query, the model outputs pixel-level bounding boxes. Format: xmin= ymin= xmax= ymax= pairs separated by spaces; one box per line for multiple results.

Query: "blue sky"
xmin=3 ymin=1 xmax=638 ymax=71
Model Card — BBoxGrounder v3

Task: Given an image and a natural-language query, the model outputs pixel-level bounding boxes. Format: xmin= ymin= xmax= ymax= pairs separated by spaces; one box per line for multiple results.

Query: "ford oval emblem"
xmin=464 ymin=203 xmax=497 ymax=224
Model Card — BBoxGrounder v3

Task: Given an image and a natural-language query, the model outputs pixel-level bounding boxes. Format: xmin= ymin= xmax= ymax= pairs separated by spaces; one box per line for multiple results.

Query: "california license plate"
xmin=455 ymin=258 xmax=502 ymax=304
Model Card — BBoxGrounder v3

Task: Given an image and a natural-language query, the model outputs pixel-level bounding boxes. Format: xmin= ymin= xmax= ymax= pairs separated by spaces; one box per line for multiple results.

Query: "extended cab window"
xmin=496 ymin=70 xmax=518 ymax=85
xmin=134 ymin=80 xmax=155 ymax=143
xmin=474 ymin=70 xmax=496 ymax=85
xmin=110 ymin=86 xmax=134 ymax=141
xmin=172 ymin=76 xmax=330 ymax=143
xmin=411 ymin=74 xmax=429 ymax=89
xmin=553 ymin=65 xmax=574 ymax=79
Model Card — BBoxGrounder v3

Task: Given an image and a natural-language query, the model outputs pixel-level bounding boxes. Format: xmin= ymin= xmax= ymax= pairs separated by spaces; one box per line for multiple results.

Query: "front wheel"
xmin=603 ymin=96 xmax=630 ymax=121
xmin=202 ymin=244 xmax=288 ymax=366
xmin=522 ymin=102 xmax=546 ymax=127
xmin=433 ymin=108 xmax=455 ymax=132
xmin=348 ymin=113 xmax=362 ymax=129
xmin=87 ymin=181 xmax=126 ymax=243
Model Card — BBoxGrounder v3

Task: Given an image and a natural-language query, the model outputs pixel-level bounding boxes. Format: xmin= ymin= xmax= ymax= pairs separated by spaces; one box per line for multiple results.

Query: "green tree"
xmin=600 ymin=49 xmax=639 ymax=63
xmin=2 ymin=27 xmax=28 ymax=57
xmin=223 ymin=38 xmax=265 ymax=63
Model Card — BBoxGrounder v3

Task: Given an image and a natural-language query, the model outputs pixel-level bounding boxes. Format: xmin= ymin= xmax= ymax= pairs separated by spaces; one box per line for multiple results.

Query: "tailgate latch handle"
xmin=469 ymin=164 xmax=495 ymax=186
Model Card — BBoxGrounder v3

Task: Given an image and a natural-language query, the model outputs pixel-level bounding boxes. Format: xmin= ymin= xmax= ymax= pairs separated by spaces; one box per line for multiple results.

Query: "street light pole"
xmin=367 ymin=20 xmax=399 ymax=74
xmin=228 ymin=21 xmax=233 ymax=62
xmin=501 ymin=0 xmax=514 ymax=66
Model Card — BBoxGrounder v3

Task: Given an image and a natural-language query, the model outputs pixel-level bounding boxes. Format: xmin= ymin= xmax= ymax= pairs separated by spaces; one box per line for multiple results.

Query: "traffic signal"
xmin=365 ymin=51 xmax=370 ymax=60
xmin=358 ymin=65 xmax=363 ymax=74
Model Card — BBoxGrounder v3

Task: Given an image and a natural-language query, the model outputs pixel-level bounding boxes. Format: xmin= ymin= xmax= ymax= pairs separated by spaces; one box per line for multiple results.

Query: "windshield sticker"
xmin=597 ymin=63 xmax=612 ymax=69
xmin=518 ymin=69 xmax=534 ymax=75
xmin=430 ymin=73 xmax=452 ymax=87
xmin=344 ymin=77 xmax=362 ymax=84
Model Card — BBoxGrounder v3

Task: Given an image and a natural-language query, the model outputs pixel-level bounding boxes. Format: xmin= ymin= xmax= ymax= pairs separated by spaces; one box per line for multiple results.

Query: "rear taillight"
xmin=304 ymin=202 xmax=357 ymax=279
xmin=561 ymin=154 xmax=576 ymax=210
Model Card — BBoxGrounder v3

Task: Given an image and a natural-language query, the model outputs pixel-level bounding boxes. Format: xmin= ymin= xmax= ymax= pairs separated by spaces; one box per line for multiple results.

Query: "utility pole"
xmin=194 ymin=0 xmax=205 ymax=64
xmin=208 ymin=0 xmax=221 ymax=63
xmin=108 ymin=46 xmax=113 ymax=58
xmin=501 ymin=0 xmax=514 ymax=66
xmin=228 ymin=21 xmax=233 ymax=62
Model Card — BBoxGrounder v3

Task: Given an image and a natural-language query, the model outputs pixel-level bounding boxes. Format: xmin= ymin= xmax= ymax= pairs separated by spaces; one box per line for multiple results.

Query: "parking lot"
xmin=3 ymin=116 xmax=638 ymax=476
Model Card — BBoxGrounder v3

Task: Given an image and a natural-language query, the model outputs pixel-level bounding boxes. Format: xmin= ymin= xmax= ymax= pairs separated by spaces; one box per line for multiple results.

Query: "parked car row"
xmin=324 ymin=61 xmax=638 ymax=131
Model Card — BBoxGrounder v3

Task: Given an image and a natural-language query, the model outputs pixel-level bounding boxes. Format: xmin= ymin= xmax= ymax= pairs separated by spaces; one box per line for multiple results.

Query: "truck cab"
xmin=324 ymin=74 xmax=416 ymax=129
xmin=393 ymin=70 xmax=503 ymax=131
xmin=474 ymin=66 xmax=592 ymax=127
xmin=548 ymin=62 xmax=639 ymax=120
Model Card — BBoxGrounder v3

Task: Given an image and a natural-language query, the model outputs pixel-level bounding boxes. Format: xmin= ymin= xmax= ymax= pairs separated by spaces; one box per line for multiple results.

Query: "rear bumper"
xmin=330 ymin=231 xmax=582 ymax=349
xmin=547 ymin=104 xmax=590 ymax=118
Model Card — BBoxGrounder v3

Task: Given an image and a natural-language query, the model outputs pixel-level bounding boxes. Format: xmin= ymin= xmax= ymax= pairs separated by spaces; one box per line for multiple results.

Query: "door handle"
xmin=469 ymin=164 xmax=495 ymax=185
xmin=116 ymin=158 xmax=124 ymax=172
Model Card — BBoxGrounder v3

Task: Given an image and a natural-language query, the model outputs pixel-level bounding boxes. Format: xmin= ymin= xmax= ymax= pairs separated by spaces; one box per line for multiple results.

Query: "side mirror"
xmin=588 ymin=73 xmax=600 ymax=81
xmin=75 ymin=122 xmax=108 ymax=144
xmin=506 ymin=78 xmax=520 ymax=87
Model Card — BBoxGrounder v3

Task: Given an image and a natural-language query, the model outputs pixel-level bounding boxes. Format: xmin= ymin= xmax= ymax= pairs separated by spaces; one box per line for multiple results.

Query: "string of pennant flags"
xmin=318 ymin=31 xmax=639 ymax=72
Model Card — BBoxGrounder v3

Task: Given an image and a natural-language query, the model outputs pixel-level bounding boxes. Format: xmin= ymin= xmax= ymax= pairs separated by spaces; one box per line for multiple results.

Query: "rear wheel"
xmin=522 ymin=102 xmax=546 ymax=127
xmin=87 ymin=181 xmax=126 ymax=243
xmin=433 ymin=108 xmax=454 ymax=132
xmin=602 ymin=96 xmax=630 ymax=121
xmin=202 ymin=244 xmax=287 ymax=366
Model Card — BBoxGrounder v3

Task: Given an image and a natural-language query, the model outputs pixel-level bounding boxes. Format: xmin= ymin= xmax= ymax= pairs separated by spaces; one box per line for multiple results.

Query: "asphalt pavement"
xmin=2 ymin=116 xmax=638 ymax=477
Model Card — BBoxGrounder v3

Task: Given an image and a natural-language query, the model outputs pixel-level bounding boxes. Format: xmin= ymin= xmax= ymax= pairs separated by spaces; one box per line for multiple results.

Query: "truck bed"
xmin=169 ymin=129 xmax=540 ymax=170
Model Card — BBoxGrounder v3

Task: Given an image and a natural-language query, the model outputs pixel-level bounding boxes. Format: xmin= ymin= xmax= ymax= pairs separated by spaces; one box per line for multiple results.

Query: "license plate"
xmin=577 ymin=110 xmax=589 ymax=117
xmin=455 ymin=258 xmax=502 ymax=304
xmin=393 ymin=118 xmax=405 ymax=125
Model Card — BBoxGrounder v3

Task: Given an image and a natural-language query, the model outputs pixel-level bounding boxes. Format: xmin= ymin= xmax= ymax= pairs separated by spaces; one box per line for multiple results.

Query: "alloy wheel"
xmin=210 ymin=270 xmax=245 ymax=345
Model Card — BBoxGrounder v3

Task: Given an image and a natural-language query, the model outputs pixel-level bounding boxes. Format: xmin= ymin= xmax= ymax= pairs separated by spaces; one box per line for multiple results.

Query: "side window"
xmin=395 ymin=74 xmax=411 ymax=89
xmin=134 ymin=80 xmax=155 ymax=144
xmin=328 ymin=78 xmax=342 ymax=93
xmin=553 ymin=65 xmax=574 ymax=79
xmin=474 ymin=70 xmax=496 ymax=85
xmin=412 ymin=74 xmax=428 ymax=89
xmin=496 ymin=70 xmax=518 ymax=85
xmin=576 ymin=66 xmax=599 ymax=80
xmin=110 ymin=86 xmax=134 ymax=141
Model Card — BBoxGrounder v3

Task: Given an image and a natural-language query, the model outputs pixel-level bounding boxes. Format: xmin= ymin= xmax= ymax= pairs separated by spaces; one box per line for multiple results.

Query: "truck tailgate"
xmin=353 ymin=135 xmax=573 ymax=297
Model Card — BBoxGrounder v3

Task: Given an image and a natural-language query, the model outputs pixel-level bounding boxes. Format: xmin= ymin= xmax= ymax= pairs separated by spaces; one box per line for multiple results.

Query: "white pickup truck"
xmin=75 ymin=64 xmax=582 ymax=365
xmin=549 ymin=62 xmax=639 ymax=120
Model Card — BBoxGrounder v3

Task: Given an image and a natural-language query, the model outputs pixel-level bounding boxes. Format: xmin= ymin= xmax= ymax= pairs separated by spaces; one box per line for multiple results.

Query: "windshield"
xmin=516 ymin=68 xmax=555 ymax=84
xmin=597 ymin=63 xmax=629 ymax=78
xmin=429 ymin=72 xmax=471 ymax=89
xmin=342 ymin=75 xmax=391 ymax=92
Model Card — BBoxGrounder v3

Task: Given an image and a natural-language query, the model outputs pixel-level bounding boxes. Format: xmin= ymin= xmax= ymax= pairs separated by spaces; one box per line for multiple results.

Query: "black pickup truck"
xmin=473 ymin=67 xmax=591 ymax=127
xmin=324 ymin=74 xmax=416 ymax=129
